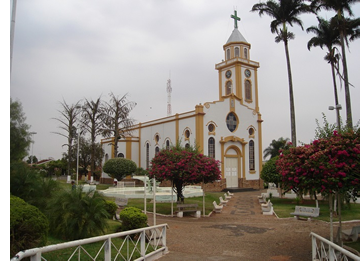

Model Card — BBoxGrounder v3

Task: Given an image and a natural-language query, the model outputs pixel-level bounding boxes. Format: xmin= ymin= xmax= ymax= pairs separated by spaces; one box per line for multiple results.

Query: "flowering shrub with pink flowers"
xmin=276 ymin=130 xmax=360 ymax=197
xmin=148 ymin=145 xmax=221 ymax=201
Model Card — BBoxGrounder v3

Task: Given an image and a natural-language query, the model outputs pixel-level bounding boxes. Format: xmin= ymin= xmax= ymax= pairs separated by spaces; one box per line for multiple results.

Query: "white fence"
xmin=11 ymin=224 xmax=169 ymax=261
xmin=310 ymin=232 xmax=360 ymax=261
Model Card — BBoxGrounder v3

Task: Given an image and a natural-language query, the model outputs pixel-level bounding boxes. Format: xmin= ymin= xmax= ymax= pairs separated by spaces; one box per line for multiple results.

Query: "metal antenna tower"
xmin=166 ymin=73 xmax=172 ymax=116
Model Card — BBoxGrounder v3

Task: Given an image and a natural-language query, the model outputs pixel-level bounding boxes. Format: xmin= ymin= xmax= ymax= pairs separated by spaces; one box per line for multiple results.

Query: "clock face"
xmin=245 ymin=69 xmax=251 ymax=78
xmin=225 ymin=70 xmax=232 ymax=78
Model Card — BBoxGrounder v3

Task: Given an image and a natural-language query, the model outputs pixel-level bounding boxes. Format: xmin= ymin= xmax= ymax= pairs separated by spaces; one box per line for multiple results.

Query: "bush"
xmin=10 ymin=162 xmax=60 ymax=212
xmin=119 ymin=207 xmax=148 ymax=232
xmin=103 ymin=158 xmax=137 ymax=180
xmin=10 ymin=195 xmax=49 ymax=257
xmin=47 ymin=188 xmax=110 ymax=240
xmin=261 ymin=156 xmax=281 ymax=186
xmin=105 ymin=200 xmax=118 ymax=218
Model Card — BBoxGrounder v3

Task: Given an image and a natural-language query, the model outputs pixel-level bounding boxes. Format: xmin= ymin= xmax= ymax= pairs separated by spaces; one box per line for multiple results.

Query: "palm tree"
xmin=82 ymin=96 xmax=104 ymax=177
xmin=251 ymin=0 xmax=311 ymax=147
xmin=52 ymin=100 xmax=82 ymax=177
xmin=310 ymin=0 xmax=360 ymax=129
xmin=48 ymin=188 xmax=110 ymax=240
xmin=307 ymin=16 xmax=341 ymax=129
xmin=101 ymin=92 xmax=136 ymax=158
xmin=263 ymin=137 xmax=290 ymax=159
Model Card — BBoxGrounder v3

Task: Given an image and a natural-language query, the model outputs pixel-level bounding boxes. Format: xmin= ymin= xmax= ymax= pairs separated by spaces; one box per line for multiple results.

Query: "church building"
xmin=101 ymin=11 xmax=264 ymax=190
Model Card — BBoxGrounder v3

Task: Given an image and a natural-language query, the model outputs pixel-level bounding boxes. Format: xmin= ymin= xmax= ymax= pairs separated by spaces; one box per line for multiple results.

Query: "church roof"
xmin=226 ymin=28 xmax=247 ymax=44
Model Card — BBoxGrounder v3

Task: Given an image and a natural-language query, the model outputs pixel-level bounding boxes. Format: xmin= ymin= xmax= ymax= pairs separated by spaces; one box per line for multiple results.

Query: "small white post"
xmin=153 ymin=178 xmax=156 ymax=226
xmin=104 ymin=238 xmax=111 ymax=261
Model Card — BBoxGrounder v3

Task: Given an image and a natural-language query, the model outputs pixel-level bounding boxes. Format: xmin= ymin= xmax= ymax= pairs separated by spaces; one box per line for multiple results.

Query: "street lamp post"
xmin=76 ymin=128 xmax=82 ymax=185
xmin=327 ymin=103 xmax=342 ymax=243
xmin=328 ymin=104 xmax=342 ymax=130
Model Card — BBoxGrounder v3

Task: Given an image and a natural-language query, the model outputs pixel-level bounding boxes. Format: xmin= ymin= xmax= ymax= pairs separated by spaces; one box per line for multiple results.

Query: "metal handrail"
xmin=11 ymin=223 xmax=169 ymax=261
xmin=310 ymin=232 xmax=360 ymax=261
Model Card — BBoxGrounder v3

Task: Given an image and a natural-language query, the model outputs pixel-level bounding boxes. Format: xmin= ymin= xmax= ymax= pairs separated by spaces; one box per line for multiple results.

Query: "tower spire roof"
xmin=226 ymin=10 xmax=247 ymax=44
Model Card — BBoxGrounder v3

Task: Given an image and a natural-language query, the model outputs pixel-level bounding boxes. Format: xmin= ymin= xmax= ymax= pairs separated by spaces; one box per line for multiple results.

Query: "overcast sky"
xmin=9 ymin=0 xmax=360 ymax=161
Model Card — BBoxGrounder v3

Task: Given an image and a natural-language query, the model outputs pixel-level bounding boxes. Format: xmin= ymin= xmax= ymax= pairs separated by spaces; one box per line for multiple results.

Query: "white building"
xmin=101 ymin=12 xmax=263 ymax=190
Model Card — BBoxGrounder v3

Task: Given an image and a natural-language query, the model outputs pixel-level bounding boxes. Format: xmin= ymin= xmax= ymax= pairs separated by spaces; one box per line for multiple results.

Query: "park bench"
xmin=258 ymin=193 xmax=267 ymax=203
xmin=176 ymin=204 xmax=200 ymax=218
xmin=290 ymin=206 xmax=320 ymax=220
xmin=342 ymin=225 xmax=360 ymax=242
xmin=213 ymin=201 xmax=223 ymax=213
xmin=261 ymin=200 xmax=273 ymax=215
xmin=115 ymin=197 xmax=128 ymax=208
xmin=224 ymin=193 xmax=231 ymax=200
xmin=219 ymin=196 xmax=228 ymax=206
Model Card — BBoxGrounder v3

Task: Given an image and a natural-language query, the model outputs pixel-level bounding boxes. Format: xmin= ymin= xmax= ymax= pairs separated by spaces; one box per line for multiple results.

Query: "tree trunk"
xmin=330 ymin=61 xmax=341 ymax=130
xmin=338 ymin=13 xmax=352 ymax=129
xmin=284 ymin=40 xmax=297 ymax=147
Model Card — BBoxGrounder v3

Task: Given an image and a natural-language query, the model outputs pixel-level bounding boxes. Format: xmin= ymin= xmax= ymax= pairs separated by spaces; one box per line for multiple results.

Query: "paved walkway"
xmin=145 ymin=189 xmax=360 ymax=261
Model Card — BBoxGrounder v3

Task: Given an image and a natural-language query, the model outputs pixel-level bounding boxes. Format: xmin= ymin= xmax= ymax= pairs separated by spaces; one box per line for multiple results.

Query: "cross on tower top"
xmin=231 ymin=10 xmax=241 ymax=29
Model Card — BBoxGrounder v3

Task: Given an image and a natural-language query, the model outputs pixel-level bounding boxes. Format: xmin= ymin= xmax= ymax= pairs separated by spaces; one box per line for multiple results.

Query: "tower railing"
xmin=310 ymin=232 xmax=360 ymax=261
xmin=11 ymin=224 xmax=169 ymax=261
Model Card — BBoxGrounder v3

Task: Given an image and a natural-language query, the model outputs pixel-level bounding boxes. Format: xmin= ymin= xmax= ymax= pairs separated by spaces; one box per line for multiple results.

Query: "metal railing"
xmin=310 ymin=232 xmax=360 ymax=261
xmin=11 ymin=224 xmax=169 ymax=261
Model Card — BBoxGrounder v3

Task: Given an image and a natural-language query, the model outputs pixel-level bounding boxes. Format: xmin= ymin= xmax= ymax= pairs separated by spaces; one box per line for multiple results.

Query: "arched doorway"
xmin=224 ymin=147 xmax=241 ymax=188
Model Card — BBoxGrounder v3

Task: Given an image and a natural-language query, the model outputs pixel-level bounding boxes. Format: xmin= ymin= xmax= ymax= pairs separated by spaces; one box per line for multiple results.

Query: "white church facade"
xmin=101 ymin=12 xmax=264 ymax=190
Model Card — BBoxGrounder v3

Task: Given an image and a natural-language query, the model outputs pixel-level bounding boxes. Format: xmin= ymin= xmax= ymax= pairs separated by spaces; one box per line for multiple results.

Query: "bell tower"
xmin=215 ymin=10 xmax=260 ymax=112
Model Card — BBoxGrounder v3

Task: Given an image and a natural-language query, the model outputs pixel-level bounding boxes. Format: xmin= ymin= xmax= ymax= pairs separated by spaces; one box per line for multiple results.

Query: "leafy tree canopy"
xmin=148 ymin=142 xmax=221 ymax=201
xmin=261 ymin=156 xmax=281 ymax=185
xmin=103 ymin=158 xmax=137 ymax=180
xmin=10 ymin=98 xmax=32 ymax=162
xmin=276 ymin=130 xmax=360 ymax=196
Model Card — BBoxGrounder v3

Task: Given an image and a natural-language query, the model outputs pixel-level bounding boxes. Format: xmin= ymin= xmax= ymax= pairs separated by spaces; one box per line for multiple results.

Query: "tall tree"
xmin=263 ymin=137 xmax=290 ymax=159
xmin=310 ymin=0 xmax=360 ymax=128
xmin=52 ymin=100 xmax=82 ymax=176
xmin=10 ymin=98 xmax=32 ymax=163
xmin=307 ymin=16 xmax=341 ymax=129
xmin=101 ymin=93 xmax=136 ymax=158
xmin=81 ymin=97 xmax=104 ymax=177
xmin=251 ymin=0 xmax=311 ymax=146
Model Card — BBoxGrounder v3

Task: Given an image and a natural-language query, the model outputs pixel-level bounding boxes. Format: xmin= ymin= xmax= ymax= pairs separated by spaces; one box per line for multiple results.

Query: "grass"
xmin=270 ymin=197 xmax=360 ymax=222
xmin=125 ymin=192 xmax=225 ymax=216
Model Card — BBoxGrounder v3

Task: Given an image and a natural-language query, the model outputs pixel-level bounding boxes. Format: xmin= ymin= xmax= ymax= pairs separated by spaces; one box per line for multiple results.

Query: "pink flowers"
xmin=276 ymin=130 xmax=360 ymax=194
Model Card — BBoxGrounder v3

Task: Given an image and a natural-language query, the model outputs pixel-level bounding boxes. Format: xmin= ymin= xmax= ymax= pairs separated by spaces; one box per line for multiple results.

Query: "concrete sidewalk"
xmin=145 ymin=190 xmax=359 ymax=261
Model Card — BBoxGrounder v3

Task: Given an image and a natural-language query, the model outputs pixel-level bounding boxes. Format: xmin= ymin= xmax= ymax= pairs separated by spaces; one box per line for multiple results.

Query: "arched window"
xmin=155 ymin=146 xmax=160 ymax=156
xmin=146 ymin=143 xmax=150 ymax=169
xmin=245 ymin=80 xmax=252 ymax=101
xmin=105 ymin=153 xmax=109 ymax=162
xmin=208 ymin=137 xmax=215 ymax=158
xmin=235 ymin=47 xmax=240 ymax=57
xmin=185 ymin=130 xmax=190 ymax=139
xmin=244 ymin=48 xmax=248 ymax=59
xmin=249 ymin=140 xmax=255 ymax=170
xmin=226 ymin=81 xmax=232 ymax=95
xmin=185 ymin=143 xmax=190 ymax=149
xmin=166 ymin=140 xmax=170 ymax=150
xmin=118 ymin=153 xmax=124 ymax=158
xmin=226 ymin=49 xmax=231 ymax=60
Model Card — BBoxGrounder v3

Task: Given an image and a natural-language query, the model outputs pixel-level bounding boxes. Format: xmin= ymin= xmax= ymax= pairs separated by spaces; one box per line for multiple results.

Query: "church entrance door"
xmin=225 ymin=157 xmax=238 ymax=188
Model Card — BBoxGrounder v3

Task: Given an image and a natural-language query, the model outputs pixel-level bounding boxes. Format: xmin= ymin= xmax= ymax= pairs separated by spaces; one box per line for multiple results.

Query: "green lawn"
xmin=270 ymin=197 xmax=360 ymax=222
xmin=124 ymin=192 xmax=225 ymax=216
